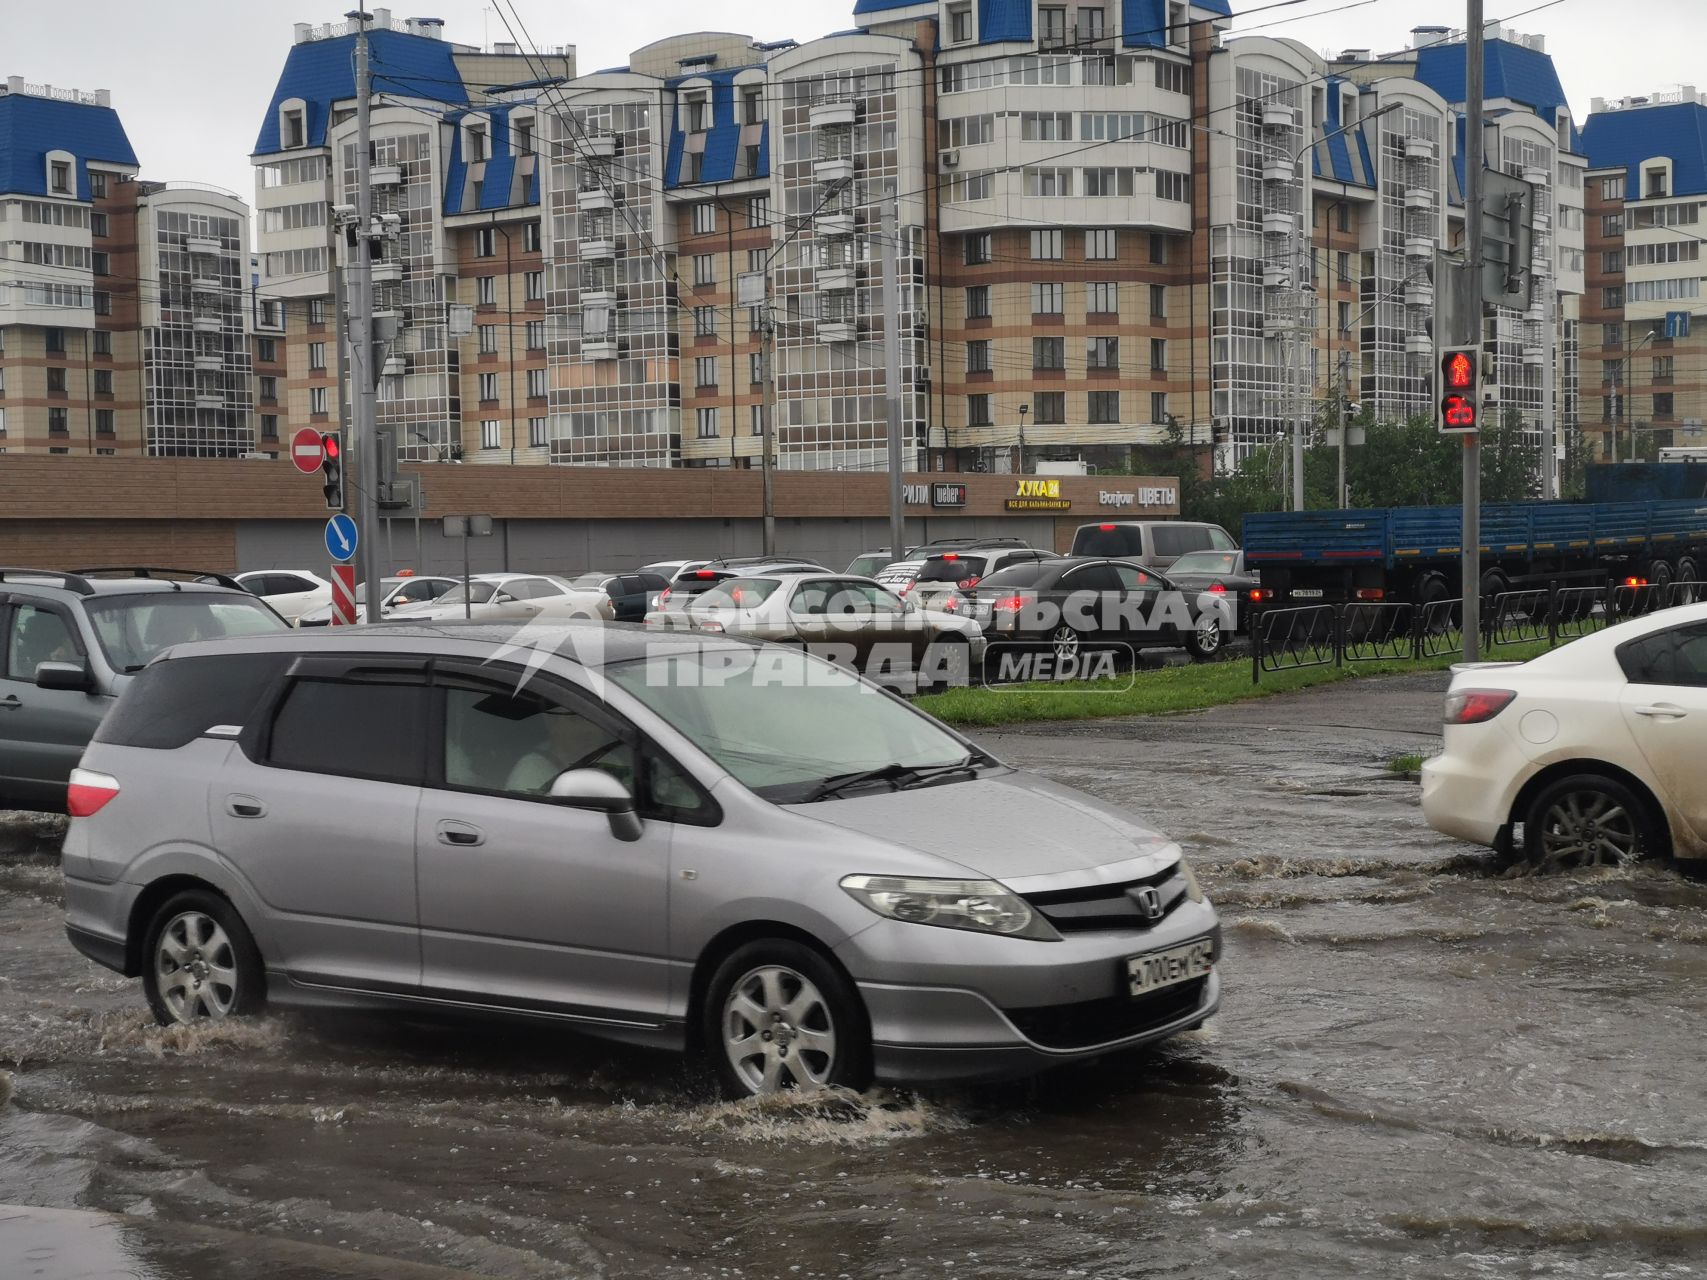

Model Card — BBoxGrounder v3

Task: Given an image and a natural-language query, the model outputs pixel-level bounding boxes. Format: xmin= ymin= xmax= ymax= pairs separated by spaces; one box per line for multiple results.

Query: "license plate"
xmin=1127 ymin=939 xmax=1214 ymax=996
xmin=1290 ymin=588 xmax=1324 ymax=598
xmin=972 ymin=602 xmax=992 ymax=619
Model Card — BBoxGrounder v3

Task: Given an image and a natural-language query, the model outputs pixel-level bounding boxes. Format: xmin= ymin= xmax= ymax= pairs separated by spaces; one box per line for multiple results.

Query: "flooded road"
xmin=3 ymin=672 xmax=1706 ymax=1278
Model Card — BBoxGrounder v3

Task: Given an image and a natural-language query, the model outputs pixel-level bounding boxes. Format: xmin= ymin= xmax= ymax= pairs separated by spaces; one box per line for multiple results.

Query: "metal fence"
xmin=1251 ymin=579 xmax=1707 ymax=684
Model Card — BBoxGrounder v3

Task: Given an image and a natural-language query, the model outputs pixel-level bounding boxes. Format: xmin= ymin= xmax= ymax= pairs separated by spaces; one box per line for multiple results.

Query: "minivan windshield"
xmin=85 ymin=593 xmax=290 ymax=672
xmin=1071 ymin=525 xmax=1146 ymax=558
xmin=917 ymin=555 xmax=988 ymax=584
xmin=608 ymin=647 xmax=982 ymax=802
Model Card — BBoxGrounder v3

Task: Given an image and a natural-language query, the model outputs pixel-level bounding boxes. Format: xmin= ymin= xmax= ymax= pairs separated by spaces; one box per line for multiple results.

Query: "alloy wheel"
xmin=1195 ymin=617 xmax=1222 ymax=654
xmin=722 ymin=964 xmax=838 ymax=1095
xmin=154 ymin=911 xmax=241 ymax=1022
xmin=1050 ymin=625 xmax=1080 ymax=661
xmin=1535 ymin=790 xmax=1640 ymax=871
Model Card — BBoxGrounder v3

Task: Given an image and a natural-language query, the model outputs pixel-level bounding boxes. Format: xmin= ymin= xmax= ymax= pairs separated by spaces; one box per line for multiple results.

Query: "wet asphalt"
xmin=2 ymin=670 xmax=1706 ymax=1279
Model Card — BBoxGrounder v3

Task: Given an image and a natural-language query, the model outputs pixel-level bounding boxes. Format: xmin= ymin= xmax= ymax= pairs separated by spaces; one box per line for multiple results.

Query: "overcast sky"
xmin=6 ymin=0 xmax=1703 ymax=206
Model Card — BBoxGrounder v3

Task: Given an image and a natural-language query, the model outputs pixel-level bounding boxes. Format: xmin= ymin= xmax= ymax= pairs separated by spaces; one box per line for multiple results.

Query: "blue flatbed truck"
xmin=1241 ymin=463 xmax=1707 ymax=608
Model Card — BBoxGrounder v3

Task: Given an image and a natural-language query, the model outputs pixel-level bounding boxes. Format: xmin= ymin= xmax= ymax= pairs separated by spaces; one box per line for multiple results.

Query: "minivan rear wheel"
xmin=704 ymin=940 xmax=871 ymax=1099
xmin=142 ymin=890 xmax=266 ymax=1026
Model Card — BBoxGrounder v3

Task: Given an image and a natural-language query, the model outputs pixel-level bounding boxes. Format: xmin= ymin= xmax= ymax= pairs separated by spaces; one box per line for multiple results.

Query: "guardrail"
xmin=1251 ymin=578 xmax=1707 ymax=684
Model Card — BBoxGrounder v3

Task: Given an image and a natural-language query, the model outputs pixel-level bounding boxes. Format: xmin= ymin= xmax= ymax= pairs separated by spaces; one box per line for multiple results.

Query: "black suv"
xmin=0 ymin=568 xmax=289 ymax=810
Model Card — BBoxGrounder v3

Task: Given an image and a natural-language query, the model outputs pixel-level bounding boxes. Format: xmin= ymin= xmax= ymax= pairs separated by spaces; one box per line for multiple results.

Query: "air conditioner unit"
xmin=916 ymin=365 xmax=933 ymax=383
xmin=940 ymin=149 xmax=961 ymax=169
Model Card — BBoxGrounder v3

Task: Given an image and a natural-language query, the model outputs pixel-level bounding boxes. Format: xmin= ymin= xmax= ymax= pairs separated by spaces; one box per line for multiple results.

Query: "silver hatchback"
xmin=61 ymin=625 xmax=1220 ymax=1095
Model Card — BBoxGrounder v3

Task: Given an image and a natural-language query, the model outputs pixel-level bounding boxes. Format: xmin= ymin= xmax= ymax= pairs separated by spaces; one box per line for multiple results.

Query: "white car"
xmin=295 ymin=574 xmax=459 ymax=627
xmin=388 ymin=572 xmax=581 ymax=623
xmin=233 ymin=570 xmax=331 ymax=624
xmin=1422 ymin=602 xmax=1707 ymax=871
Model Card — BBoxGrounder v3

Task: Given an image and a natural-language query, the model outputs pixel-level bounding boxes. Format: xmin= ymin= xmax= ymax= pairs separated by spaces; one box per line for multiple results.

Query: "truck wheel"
xmin=1416 ymin=574 xmax=1454 ymax=636
xmin=1645 ymin=560 xmax=1674 ymax=608
xmin=1675 ymin=558 xmax=1701 ymax=605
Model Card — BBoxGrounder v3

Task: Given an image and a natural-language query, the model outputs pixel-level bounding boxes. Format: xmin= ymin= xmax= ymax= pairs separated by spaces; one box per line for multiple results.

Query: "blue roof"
xmin=254 ymin=28 xmax=467 ymax=155
xmin=852 ymin=0 xmax=929 ymax=11
xmin=0 ymin=93 xmax=137 ymax=200
xmin=443 ymin=102 xmax=540 ymax=214
xmin=1582 ymin=102 xmax=1707 ymax=198
xmin=664 ymin=68 xmax=770 ymax=189
xmin=978 ymin=0 xmax=1031 ymax=43
xmin=1414 ymin=38 xmax=1577 ymax=150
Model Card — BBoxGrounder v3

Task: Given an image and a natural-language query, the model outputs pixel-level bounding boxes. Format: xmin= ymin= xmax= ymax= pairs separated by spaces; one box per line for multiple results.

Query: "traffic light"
xmin=320 ymin=430 xmax=345 ymax=509
xmin=1438 ymin=348 xmax=1479 ymax=434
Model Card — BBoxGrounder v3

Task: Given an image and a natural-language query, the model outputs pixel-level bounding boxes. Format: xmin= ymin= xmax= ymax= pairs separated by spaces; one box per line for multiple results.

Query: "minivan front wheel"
xmin=142 ymin=890 xmax=266 ymax=1026
xmin=704 ymin=940 xmax=871 ymax=1098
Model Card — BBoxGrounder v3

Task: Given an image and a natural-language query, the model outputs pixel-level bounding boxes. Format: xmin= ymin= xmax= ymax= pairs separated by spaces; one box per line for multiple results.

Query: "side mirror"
xmin=493 ymin=592 xmax=515 ymax=604
xmin=36 ymin=660 xmax=93 ymax=692
xmin=548 ymin=768 xmax=643 ymax=842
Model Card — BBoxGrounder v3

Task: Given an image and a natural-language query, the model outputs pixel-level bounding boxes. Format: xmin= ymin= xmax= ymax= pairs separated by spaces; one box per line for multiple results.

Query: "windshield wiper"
xmin=803 ymin=756 xmax=983 ymax=803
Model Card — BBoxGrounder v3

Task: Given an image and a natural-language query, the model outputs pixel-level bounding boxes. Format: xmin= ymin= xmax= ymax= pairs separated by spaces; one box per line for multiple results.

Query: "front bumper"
xmin=836 ymin=902 xmax=1222 ymax=1084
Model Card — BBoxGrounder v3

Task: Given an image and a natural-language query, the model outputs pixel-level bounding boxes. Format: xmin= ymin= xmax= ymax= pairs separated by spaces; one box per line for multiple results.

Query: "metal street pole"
xmin=351 ymin=9 xmax=383 ymax=616
xmin=881 ymin=197 xmax=905 ymax=566
xmin=1291 ymin=220 xmax=1306 ymax=511
xmin=1462 ymin=0 xmax=1485 ymax=662
xmin=759 ymin=296 xmax=776 ymax=556
xmin=1540 ymin=285 xmax=1557 ymax=497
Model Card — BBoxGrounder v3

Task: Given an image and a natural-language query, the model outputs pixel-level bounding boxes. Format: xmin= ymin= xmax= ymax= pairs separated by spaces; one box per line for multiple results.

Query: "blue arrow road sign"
xmin=324 ymin=513 xmax=358 ymax=562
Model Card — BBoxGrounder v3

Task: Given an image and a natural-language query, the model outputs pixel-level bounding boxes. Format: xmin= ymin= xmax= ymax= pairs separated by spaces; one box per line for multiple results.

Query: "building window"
xmin=695 ymin=355 xmax=718 ymax=387
xmin=48 ymin=407 xmax=69 ymax=433
xmin=964 ymin=233 xmax=992 ymax=265
xmin=738 ymin=352 xmax=756 ymax=384
xmin=1603 ymin=323 xmax=1623 ymax=348
xmin=255 ymin=336 xmax=275 ymax=362
xmin=966 ymin=393 xmax=991 ymax=426
xmin=1144 ymin=285 xmax=1165 ymax=321
xmin=260 ymin=375 xmax=278 ymax=402
xmin=1603 ymin=250 xmax=1624 ymax=274
xmin=514 ymin=116 xmax=534 ymax=156
xmin=94 ymin=369 xmax=113 ymax=395
xmin=949 ymin=2 xmax=973 ymax=41
xmin=309 ymin=341 xmax=326 ymax=370
xmin=91 ymin=211 xmax=108 ymax=237
xmin=50 ymin=162 xmax=70 ymax=194
xmin=1603 ymin=359 xmax=1623 ymax=387
xmin=92 ymin=291 xmax=111 ymax=316
xmin=89 ymin=171 xmax=107 ymax=199
xmin=694 ymin=306 xmax=716 ymax=337
xmin=308 ymin=297 xmax=326 ymax=325
xmin=91 ymin=407 xmax=115 ymax=434
xmin=692 ymin=203 xmax=717 ymax=235
xmin=1644 ymin=167 xmax=1669 ymax=200
xmin=1033 ymin=337 xmax=1064 ymax=370
xmin=260 ymin=414 xmax=278 ymax=440
xmin=91 ymin=250 xmax=110 ymax=276
xmin=525 ymin=270 xmax=544 ymax=301
xmin=965 ymin=285 xmax=990 ymax=319
xmin=966 ymin=340 xmax=992 ymax=374
xmin=696 ymin=407 xmax=719 ymax=438
xmin=478 ymin=324 xmax=499 ymax=354
xmin=748 ymin=306 xmax=764 ymax=332
xmin=47 ymin=367 xmax=67 ymax=394
xmin=1654 ymin=356 xmax=1674 ymax=380
xmin=309 ymin=386 xmax=328 ymax=415
xmin=1030 ymin=230 xmax=1063 ymax=260
xmin=1087 ymin=336 xmax=1119 ymax=370
xmin=528 ymin=416 xmax=548 ymax=448
xmin=45 ymin=327 xmax=66 ymax=354
xmin=750 ymin=404 xmax=764 ymax=436
xmin=1088 ymin=390 xmax=1120 ymax=424
xmin=1602 ymin=213 xmax=1623 ymax=238
xmin=526 ymin=368 xmax=547 ymax=398
xmin=93 ymin=330 xmax=112 ymax=356
xmin=1150 ymin=338 xmax=1168 ymax=372
xmin=1600 ymin=174 xmax=1625 ymax=200
xmin=1032 ymin=392 xmax=1065 ymax=424
xmin=683 ymin=93 xmax=709 ymax=135
xmin=481 ymin=420 xmax=502 ymax=449
xmin=475 ymin=227 xmax=496 ymax=257
xmin=477 ymin=276 xmax=497 ymax=306
xmin=1085 ymin=229 xmax=1117 ymax=260
xmin=1603 ymin=286 xmax=1624 ymax=309
xmin=748 ymin=195 xmax=770 ymax=228
xmin=283 ymin=109 xmax=305 ymax=149
xmin=1149 ymin=233 xmax=1169 ymax=264
xmin=1088 ymin=281 xmax=1118 ymax=315
xmin=1336 ymin=250 xmax=1351 ymax=285
xmin=741 ymin=86 xmax=764 ymax=126
xmin=1338 ymin=300 xmax=1351 ymax=333
xmin=1155 ymin=170 xmax=1189 ymax=202
xmin=1150 ymin=391 xmax=1169 ymax=423
xmin=1031 ymin=282 xmax=1064 ymax=315
xmin=479 ymin=372 xmax=499 ymax=402
xmin=692 ymin=254 xmax=715 ymax=287
xmin=1654 ymin=393 xmax=1675 ymax=418
xmin=526 ymin=320 xmax=545 ymax=350
xmin=522 ymin=222 xmax=542 ymax=253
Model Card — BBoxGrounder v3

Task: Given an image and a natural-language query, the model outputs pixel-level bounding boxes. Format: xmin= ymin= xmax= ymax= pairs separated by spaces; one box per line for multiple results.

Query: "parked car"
xmin=904 ymin=548 xmax=1058 ymax=615
xmin=1421 ymin=603 xmax=1707 ymax=870
xmin=1161 ymin=551 xmax=1265 ymax=633
xmin=296 ymin=574 xmax=459 ymax=628
xmin=61 ymin=625 xmax=1220 ymax=1096
xmin=388 ymin=572 xmax=580 ymax=623
xmin=0 ymin=567 xmax=289 ymax=811
xmin=233 ymin=570 xmax=332 ymax=624
xmin=1069 ymin=522 xmax=1237 ymax=571
xmin=849 ymin=538 xmax=1035 ymax=583
xmin=654 ymin=557 xmax=825 ymax=613
xmin=558 ymin=571 xmax=674 ymax=623
xmin=647 ymin=572 xmax=986 ymax=690
xmin=968 ymin=557 xmax=1229 ymax=663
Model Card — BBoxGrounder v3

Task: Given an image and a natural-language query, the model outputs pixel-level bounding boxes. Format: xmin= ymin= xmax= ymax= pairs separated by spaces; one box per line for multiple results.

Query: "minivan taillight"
xmin=67 ymin=768 xmax=121 ymax=817
xmin=1444 ymin=689 xmax=1516 ymax=725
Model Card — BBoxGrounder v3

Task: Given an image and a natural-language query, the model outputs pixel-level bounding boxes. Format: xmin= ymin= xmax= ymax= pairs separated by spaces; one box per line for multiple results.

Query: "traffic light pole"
xmin=351 ymin=10 xmax=384 ymax=613
xmin=1461 ymin=0 xmax=1485 ymax=662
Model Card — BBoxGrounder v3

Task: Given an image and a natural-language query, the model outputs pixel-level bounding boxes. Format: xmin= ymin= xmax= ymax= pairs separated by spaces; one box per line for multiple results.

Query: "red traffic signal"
xmin=1444 ymin=350 xmax=1474 ymax=391
xmin=320 ymin=430 xmax=345 ymax=510
xmin=1438 ymin=347 xmax=1480 ymax=435
xmin=321 ymin=431 xmax=341 ymax=463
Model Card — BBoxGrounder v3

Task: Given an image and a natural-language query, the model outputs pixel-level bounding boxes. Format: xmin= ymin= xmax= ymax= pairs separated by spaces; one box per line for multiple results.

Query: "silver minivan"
xmin=61 ymin=625 xmax=1220 ymax=1096
xmin=1070 ymin=521 xmax=1237 ymax=571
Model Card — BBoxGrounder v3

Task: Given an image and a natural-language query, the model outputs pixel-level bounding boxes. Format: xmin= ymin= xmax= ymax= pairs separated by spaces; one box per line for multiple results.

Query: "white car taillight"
xmin=67 ymin=768 xmax=121 ymax=818
xmin=1445 ymin=689 xmax=1516 ymax=724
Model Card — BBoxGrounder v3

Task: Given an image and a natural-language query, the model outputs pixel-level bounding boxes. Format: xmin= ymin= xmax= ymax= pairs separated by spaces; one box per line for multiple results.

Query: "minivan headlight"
xmin=1179 ymin=858 xmax=1206 ymax=903
xmin=840 ymin=875 xmax=1057 ymax=940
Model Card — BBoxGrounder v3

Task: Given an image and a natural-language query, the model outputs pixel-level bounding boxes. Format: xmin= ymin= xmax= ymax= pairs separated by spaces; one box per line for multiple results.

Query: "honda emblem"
xmin=1129 ymin=886 xmax=1163 ymax=921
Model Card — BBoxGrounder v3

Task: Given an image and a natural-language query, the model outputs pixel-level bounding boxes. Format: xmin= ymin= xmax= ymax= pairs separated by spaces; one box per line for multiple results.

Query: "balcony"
xmin=581 ymin=287 xmax=616 ymax=309
xmin=1261 ymin=104 xmax=1297 ymax=130
xmin=1263 ymin=160 xmax=1293 ymax=184
xmin=195 ymin=392 xmax=225 ymax=409
xmin=1405 ymin=188 xmax=1434 ymax=210
xmin=191 ymin=275 xmax=223 ymax=293
xmin=1403 ymin=138 xmax=1436 ymax=160
xmin=1038 ymin=22 xmax=1114 ymax=51
xmin=577 ymin=187 xmax=612 ymax=212
xmin=194 ymin=353 xmax=223 ymax=372
xmin=186 ymin=236 xmax=222 ymax=256
xmin=1523 ymin=345 xmax=1545 ymax=366
xmin=1405 ymin=334 xmax=1433 ymax=355
xmin=582 ymin=338 xmax=618 ymax=360
xmin=1262 ymin=212 xmax=1293 ymax=236
xmin=814 ymin=156 xmax=855 ymax=186
xmin=1262 ymin=265 xmax=1291 ymax=290
xmin=581 ymin=236 xmax=616 ymax=260
xmin=816 ymin=209 xmax=855 ymax=238
xmin=819 ymin=319 xmax=856 ymax=343
xmin=808 ymin=101 xmax=857 ymax=130
xmin=1406 ymin=283 xmax=1434 ymax=308
xmin=818 ymin=264 xmax=856 ymax=292
xmin=579 ymin=133 xmax=616 ymax=160
xmin=370 ymin=260 xmax=402 ymax=285
xmin=192 ymin=314 xmax=224 ymax=333
xmin=371 ymin=164 xmax=402 ymax=187
xmin=1405 ymin=236 xmax=1434 ymax=259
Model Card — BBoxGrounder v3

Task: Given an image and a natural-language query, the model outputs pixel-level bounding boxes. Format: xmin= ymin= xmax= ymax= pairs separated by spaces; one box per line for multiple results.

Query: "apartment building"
xmin=0 ymin=78 xmax=252 ymax=456
xmin=1580 ymin=89 xmax=1707 ymax=461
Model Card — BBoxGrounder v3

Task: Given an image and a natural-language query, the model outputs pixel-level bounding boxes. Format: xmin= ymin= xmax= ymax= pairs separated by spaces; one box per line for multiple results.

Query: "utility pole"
xmin=1336 ymin=350 xmax=1351 ymax=508
xmin=881 ymin=197 xmax=906 ymax=566
xmin=1540 ymin=284 xmax=1557 ymax=497
xmin=351 ymin=9 xmax=383 ymax=608
xmin=1291 ymin=209 xmax=1307 ymax=511
xmin=1462 ymin=0 xmax=1486 ymax=662
xmin=759 ymin=298 xmax=776 ymax=556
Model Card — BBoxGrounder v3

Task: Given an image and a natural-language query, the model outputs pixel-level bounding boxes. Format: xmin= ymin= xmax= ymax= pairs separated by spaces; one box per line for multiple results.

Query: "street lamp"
xmin=1017 ymin=403 xmax=1030 ymax=474
xmin=1613 ymin=327 xmax=1659 ymax=463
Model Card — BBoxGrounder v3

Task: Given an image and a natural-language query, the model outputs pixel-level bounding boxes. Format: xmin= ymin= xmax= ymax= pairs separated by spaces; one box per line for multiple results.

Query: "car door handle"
xmin=0 ymin=695 xmax=20 ymax=710
xmin=226 ymin=795 xmax=266 ymax=818
xmin=436 ymin=820 xmax=485 ymax=847
xmin=1634 ymin=703 xmax=1688 ymax=719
